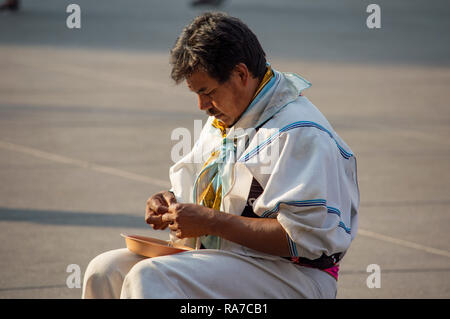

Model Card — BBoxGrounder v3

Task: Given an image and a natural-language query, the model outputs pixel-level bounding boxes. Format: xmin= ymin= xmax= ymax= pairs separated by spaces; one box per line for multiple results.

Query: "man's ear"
xmin=234 ymin=63 xmax=250 ymax=86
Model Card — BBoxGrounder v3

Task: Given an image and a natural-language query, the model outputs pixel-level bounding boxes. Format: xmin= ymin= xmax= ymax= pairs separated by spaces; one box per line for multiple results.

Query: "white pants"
xmin=82 ymin=248 xmax=337 ymax=299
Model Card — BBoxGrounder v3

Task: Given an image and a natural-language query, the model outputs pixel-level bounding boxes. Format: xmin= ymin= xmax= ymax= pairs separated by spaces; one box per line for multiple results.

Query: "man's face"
xmin=186 ymin=66 xmax=251 ymax=127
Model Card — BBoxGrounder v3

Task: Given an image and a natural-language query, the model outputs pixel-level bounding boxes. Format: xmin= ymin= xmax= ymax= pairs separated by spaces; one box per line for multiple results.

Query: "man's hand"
xmin=161 ymin=203 xmax=216 ymax=238
xmin=146 ymin=193 xmax=290 ymax=256
xmin=145 ymin=191 xmax=177 ymax=230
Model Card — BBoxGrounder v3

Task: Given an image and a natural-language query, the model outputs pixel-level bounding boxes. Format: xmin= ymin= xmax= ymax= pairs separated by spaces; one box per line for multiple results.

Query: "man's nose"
xmin=198 ymin=94 xmax=212 ymax=111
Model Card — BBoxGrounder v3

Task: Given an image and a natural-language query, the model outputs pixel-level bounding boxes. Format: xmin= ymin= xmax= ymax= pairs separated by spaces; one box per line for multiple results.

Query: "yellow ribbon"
xmin=198 ymin=66 xmax=273 ymax=215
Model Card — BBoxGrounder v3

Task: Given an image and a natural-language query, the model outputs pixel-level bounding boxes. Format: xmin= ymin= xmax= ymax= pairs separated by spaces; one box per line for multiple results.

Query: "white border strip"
xmin=359 ymin=228 xmax=450 ymax=258
xmin=0 ymin=140 xmax=170 ymax=188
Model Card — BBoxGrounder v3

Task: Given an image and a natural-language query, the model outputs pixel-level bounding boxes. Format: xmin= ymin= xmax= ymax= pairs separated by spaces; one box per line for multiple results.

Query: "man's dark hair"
xmin=170 ymin=12 xmax=267 ymax=84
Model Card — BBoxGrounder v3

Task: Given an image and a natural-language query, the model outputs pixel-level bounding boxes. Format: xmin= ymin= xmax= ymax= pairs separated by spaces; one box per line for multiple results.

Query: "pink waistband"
xmin=321 ymin=264 xmax=339 ymax=281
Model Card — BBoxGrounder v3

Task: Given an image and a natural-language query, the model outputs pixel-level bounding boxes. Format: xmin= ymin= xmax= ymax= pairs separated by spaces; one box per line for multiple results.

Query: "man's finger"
xmin=161 ymin=213 xmax=175 ymax=224
xmin=155 ymin=205 xmax=169 ymax=215
xmin=147 ymin=196 xmax=162 ymax=211
xmin=158 ymin=223 xmax=169 ymax=230
xmin=163 ymin=191 xmax=177 ymax=207
xmin=145 ymin=213 xmax=163 ymax=225
xmin=168 ymin=202 xmax=182 ymax=214
xmin=145 ymin=206 xmax=153 ymax=224
xmin=175 ymin=230 xmax=183 ymax=238
xmin=149 ymin=196 xmax=169 ymax=215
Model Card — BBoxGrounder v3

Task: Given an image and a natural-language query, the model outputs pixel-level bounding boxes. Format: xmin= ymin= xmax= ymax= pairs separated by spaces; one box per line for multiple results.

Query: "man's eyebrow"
xmin=196 ymin=87 xmax=207 ymax=94
xmin=187 ymin=83 xmax=208 ymax=94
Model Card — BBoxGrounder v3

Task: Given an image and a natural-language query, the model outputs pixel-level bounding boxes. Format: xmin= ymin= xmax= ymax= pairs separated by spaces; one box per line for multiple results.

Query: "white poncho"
xmin=169 ymin=68 xmax=359 ymax=262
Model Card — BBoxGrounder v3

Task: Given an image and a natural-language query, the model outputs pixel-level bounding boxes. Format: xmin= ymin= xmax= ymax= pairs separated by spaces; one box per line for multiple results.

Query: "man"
xmin=82 ymin=12 xmax=359 ymax=299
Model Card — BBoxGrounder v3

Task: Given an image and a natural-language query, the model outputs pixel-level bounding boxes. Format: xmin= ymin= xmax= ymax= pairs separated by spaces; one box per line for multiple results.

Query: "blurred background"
xmin=0 ymin=0 xmax=449 ymax=298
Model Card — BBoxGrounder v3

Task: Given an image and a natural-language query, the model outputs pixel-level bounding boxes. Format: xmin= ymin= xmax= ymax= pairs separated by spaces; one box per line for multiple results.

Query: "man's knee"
xmin=82 ymin=249 xmax=136 ymax=298
xmin=84 ymin=250 xmax=121 ymax=279
xmin=120 ymin=259 xmax=157 ymax=298
xmin=121 ymin=256 xmax=188 ymax=298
